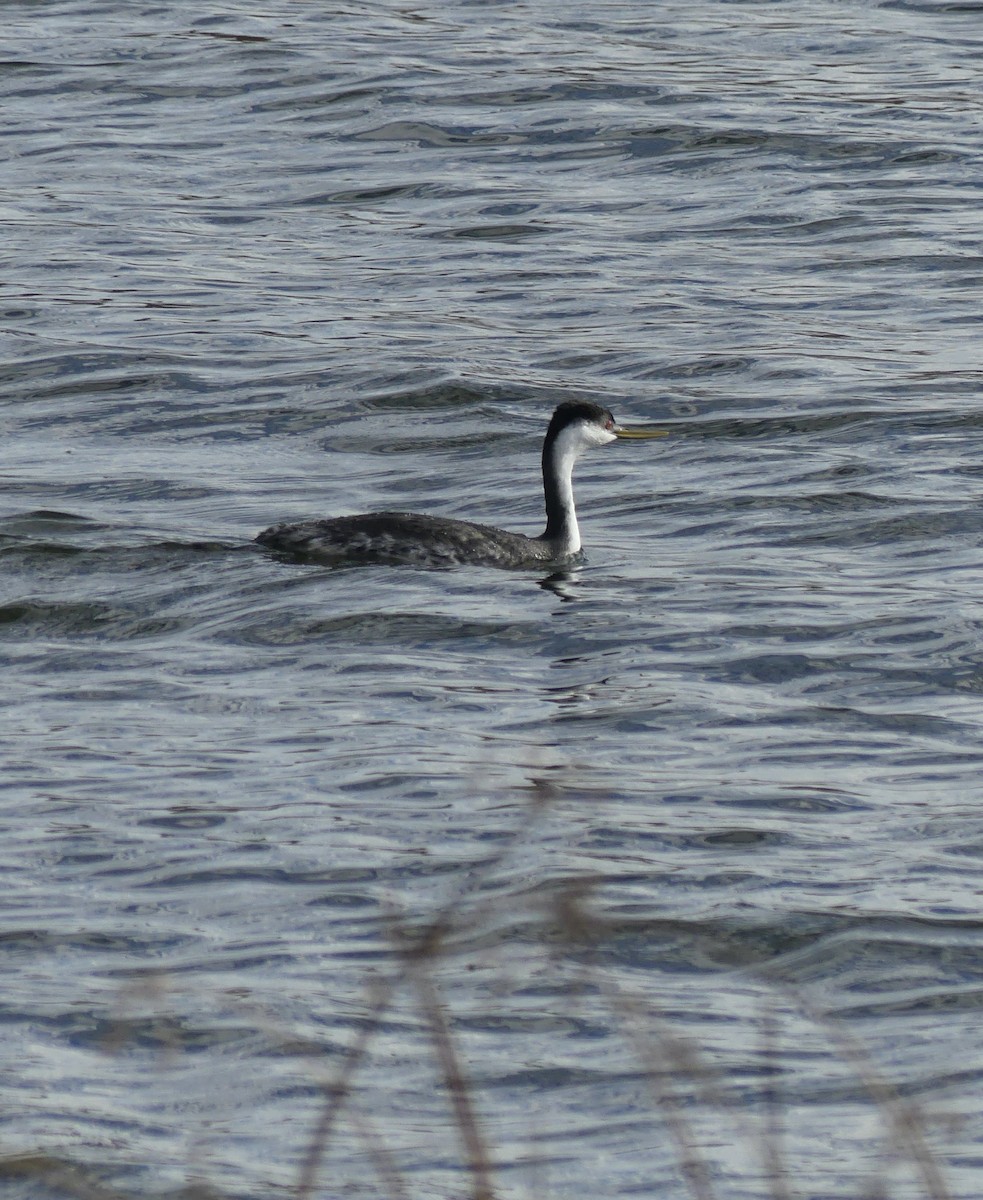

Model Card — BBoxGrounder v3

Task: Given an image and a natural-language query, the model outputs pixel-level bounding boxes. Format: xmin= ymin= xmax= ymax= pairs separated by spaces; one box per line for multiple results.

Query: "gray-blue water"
xmin=4 ymin=3 xmax=983 ymax=1197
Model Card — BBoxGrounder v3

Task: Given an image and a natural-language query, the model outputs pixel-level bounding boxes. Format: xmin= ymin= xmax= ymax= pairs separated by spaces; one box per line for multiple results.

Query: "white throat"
xmin=542 ymin=420 xmax=615 ymax=556
xmin=550 ymin=425 xmax=582 ymax=554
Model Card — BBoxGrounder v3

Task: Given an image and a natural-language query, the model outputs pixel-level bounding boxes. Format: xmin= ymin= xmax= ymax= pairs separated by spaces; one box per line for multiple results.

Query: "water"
xmin=4 ymin=2 xmax=983 ymax=1196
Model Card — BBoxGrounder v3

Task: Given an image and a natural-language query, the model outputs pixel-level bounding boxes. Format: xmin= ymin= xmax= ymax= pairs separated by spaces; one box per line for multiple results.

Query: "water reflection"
xmin=538 ymin=566 xmax=582 ymax=600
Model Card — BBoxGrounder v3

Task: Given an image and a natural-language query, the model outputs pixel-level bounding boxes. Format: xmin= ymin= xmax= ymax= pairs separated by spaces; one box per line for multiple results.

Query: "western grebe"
xmin=256 ymin=400 xmax=665 ymax=568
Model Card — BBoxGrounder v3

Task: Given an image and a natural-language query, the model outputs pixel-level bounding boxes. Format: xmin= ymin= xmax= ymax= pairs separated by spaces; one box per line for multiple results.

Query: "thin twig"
xmin=296 ymin=971 xmax=396 ymax=1200
xmin=296 ymin=780 xmax=557 ymax=1199
xmin=349 ymin=1103 xmax=413 ymax=1200
xmin=758 ymin=1003 xmax=793 ymax=1200
xmin=414 ymin=967 xmax=495 ymax=1200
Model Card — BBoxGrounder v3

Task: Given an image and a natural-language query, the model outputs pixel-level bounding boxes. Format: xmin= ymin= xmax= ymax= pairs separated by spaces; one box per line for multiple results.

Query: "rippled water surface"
xmin=4 ymin=2 xmax=983 ymax=1197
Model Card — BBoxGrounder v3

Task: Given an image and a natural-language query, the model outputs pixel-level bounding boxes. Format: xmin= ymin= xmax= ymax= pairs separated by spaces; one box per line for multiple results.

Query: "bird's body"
xmin=256 ymin=401 xmax=663 ymax=569
xmin=257 ymin=509 xmax=564 ymax=569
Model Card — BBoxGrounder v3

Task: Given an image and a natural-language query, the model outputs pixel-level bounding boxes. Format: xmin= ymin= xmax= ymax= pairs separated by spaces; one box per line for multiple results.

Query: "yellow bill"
xmin=615 ymin=425 xmax=668 ymax=440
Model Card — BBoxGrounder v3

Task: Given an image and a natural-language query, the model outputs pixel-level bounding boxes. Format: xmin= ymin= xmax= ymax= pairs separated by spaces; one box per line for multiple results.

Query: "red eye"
xmin=605 ymin=418 xmax=614 ymax=430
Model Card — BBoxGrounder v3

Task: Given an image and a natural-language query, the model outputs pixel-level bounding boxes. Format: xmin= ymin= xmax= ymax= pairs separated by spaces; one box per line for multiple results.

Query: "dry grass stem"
xmin=414 ymin=968 xmax=496 ymax=1200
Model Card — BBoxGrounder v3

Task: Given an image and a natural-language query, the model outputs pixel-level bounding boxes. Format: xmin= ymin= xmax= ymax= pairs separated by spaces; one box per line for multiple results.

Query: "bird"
xmin=255 ymin=400 xmax=665 ymax=569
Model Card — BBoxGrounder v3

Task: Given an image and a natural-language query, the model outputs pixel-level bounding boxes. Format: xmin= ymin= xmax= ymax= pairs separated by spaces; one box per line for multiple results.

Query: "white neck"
xmin=541 ymin=423 xmax=585 ymax=556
